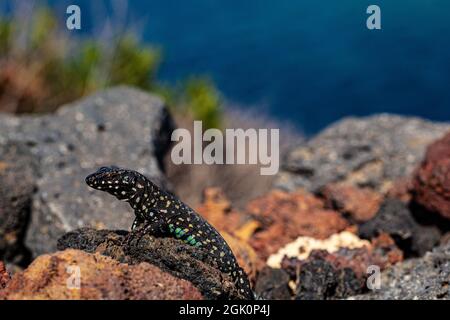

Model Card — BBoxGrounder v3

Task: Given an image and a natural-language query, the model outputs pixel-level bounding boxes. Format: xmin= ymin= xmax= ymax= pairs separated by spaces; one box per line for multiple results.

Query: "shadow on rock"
xmin=0 ymin=141 xmax=38 ymax=267
xmin=358 ymin=199 xmax=441 ymax=257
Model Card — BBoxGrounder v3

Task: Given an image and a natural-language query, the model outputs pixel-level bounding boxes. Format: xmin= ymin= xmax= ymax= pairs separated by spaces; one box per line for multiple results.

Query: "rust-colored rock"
xmin=246 ymin=190 xmax=349 ymax=260
xmin=0 ymin=261 xmax=10 ymax=289
xmin=321 ymin=183 xmax=382 ymax=222
xmin=0 ymin=249 xmax=203 ymax=300
xmin=370 ymin=233 xmax=404 ymax=266
xmin=58 ymin=228 xmax=248 ymax=299
xmin=197 ymin=188 xmax=352 ymax=265
xmin=414 ymin=132 xmax=450 ymax=219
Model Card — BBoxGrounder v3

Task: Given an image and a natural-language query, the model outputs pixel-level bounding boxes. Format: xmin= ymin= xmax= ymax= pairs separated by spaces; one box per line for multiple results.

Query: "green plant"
xmin=0 ymin=19 xmax=12 ymax=53
xmin=109 ymin=36 xmax=160 ymax=90
xmin=182 ymin=77 xmax=222 ymax=129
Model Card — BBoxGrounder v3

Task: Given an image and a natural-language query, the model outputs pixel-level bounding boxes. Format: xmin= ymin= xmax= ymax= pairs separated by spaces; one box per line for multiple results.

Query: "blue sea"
xmin=6 ymin=0 xmax=450 ymax=134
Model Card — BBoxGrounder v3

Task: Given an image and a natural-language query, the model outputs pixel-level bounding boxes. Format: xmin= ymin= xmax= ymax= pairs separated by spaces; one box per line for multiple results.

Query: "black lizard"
xmin=85 ymin=166 xmax=254 ymax=299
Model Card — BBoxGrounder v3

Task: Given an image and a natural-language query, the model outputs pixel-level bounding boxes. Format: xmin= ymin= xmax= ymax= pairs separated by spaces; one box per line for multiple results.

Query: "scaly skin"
xmin=85 ymin=166 xmax=253 ymax=299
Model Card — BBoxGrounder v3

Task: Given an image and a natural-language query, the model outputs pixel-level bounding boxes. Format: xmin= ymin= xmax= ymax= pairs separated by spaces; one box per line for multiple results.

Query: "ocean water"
xmin=8 ymin=0 xmax=450 ymax=134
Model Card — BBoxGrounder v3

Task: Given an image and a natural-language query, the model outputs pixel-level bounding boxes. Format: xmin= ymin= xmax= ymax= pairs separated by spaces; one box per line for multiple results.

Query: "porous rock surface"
xmin=57 ymin=228 xmax=248 ymax=300
xmin=358 ymin=199 xmax=441 ymax=256
xmin=0 ymin=86 xmax=174 ymax=256
xmin=294 ymin=254 xmax=363 ymax=300
xmin=0 ymin=142 xmax=39 ymax=265
xmin=276 ymin=233 xmax=403 ymax=300
xmin=266 ymin=231 xmax=370 ymax=268
xmin=321 ymin=183 xmax=382 ymax=222
xmin=0 ymin=249 xmax=203 ymax=300
xmin=254 ymin=267 xmax=292 ymax=300
xmin=0 ymin=261 xmax=10 ymax=289
xmin=350 ymin=242 xmax=450 ymax=300
xmin=246 ymin=189 xmax=349 ymax=260
xmin=414 ymin=131 xmax=450 ymax=219
xmin=276 ymin=115 xmax=449 ymax=193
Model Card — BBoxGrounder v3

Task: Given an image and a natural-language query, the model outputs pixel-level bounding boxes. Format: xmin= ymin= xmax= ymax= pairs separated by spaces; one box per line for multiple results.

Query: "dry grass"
xmin=164 ymin=105 xmax=304 ymax=208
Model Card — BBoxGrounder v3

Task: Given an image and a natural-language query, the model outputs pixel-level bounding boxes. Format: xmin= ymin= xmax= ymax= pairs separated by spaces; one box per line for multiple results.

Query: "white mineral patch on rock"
xmin=267 ymin=231 xmax=370 ymax=268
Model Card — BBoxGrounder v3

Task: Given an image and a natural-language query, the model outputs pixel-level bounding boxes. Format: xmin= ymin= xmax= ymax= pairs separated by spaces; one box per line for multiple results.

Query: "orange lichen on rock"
xmin=0 ymin=249 xmax=203 ymax=300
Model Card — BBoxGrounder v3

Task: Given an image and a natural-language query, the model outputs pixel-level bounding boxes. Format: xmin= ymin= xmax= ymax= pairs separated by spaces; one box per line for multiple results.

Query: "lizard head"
xmin=85 ymin=166 xmax=145 ymax=201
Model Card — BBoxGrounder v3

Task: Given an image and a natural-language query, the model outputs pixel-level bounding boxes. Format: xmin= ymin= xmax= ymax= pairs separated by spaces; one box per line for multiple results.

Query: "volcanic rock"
xmin=414 ymin=131 xmax=450 ymax=219
xmin=0 ymin=142 xmax=38 ymax=265
xmin=57 ymin=227 xmax=249 ymax=300
xmin=0 ymin=86 xmax=174 ymax=256
xmin=0 ymin=249 xmax=203 ymax=300
xmin=276 ymin=115 xmax=449 ymax=193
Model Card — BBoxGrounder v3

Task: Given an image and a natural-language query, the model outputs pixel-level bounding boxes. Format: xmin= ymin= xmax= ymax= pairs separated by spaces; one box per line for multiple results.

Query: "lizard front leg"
xmin=128 ymin=213 xmax=167 ymax=246
xmin=134 ymin=217 xmax=166 ymax=238
xmin=131 ymin=217 xmax=145 ymax=231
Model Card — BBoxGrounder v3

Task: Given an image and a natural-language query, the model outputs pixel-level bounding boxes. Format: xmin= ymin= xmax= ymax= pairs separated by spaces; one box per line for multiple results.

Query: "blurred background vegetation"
xmin=0 ymin=4 xmax=300 ymax=207
xmin=0 ymin=6 xmax=222 ymax=129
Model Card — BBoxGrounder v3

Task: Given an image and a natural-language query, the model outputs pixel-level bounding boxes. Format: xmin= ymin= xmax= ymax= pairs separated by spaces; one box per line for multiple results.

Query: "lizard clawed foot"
xmin=122 ymin=232 xmax=136 ymax=247
xmin=123 ymin=224 xmax=152 ymax=247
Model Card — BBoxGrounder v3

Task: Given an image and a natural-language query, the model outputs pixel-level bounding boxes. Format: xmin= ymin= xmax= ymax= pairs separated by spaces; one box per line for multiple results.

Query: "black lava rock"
xmin=359 ymin=199 xmax=441 ymax=257
xmin=295 ymin=258 xmax=362 ymax=300
xmin=254 ymin=267 xmax=292 ymax=300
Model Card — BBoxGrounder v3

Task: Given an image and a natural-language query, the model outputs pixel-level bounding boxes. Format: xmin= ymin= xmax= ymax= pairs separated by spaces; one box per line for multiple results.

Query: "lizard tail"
xmin=235 ymin=267 xmax=255 ymax=300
